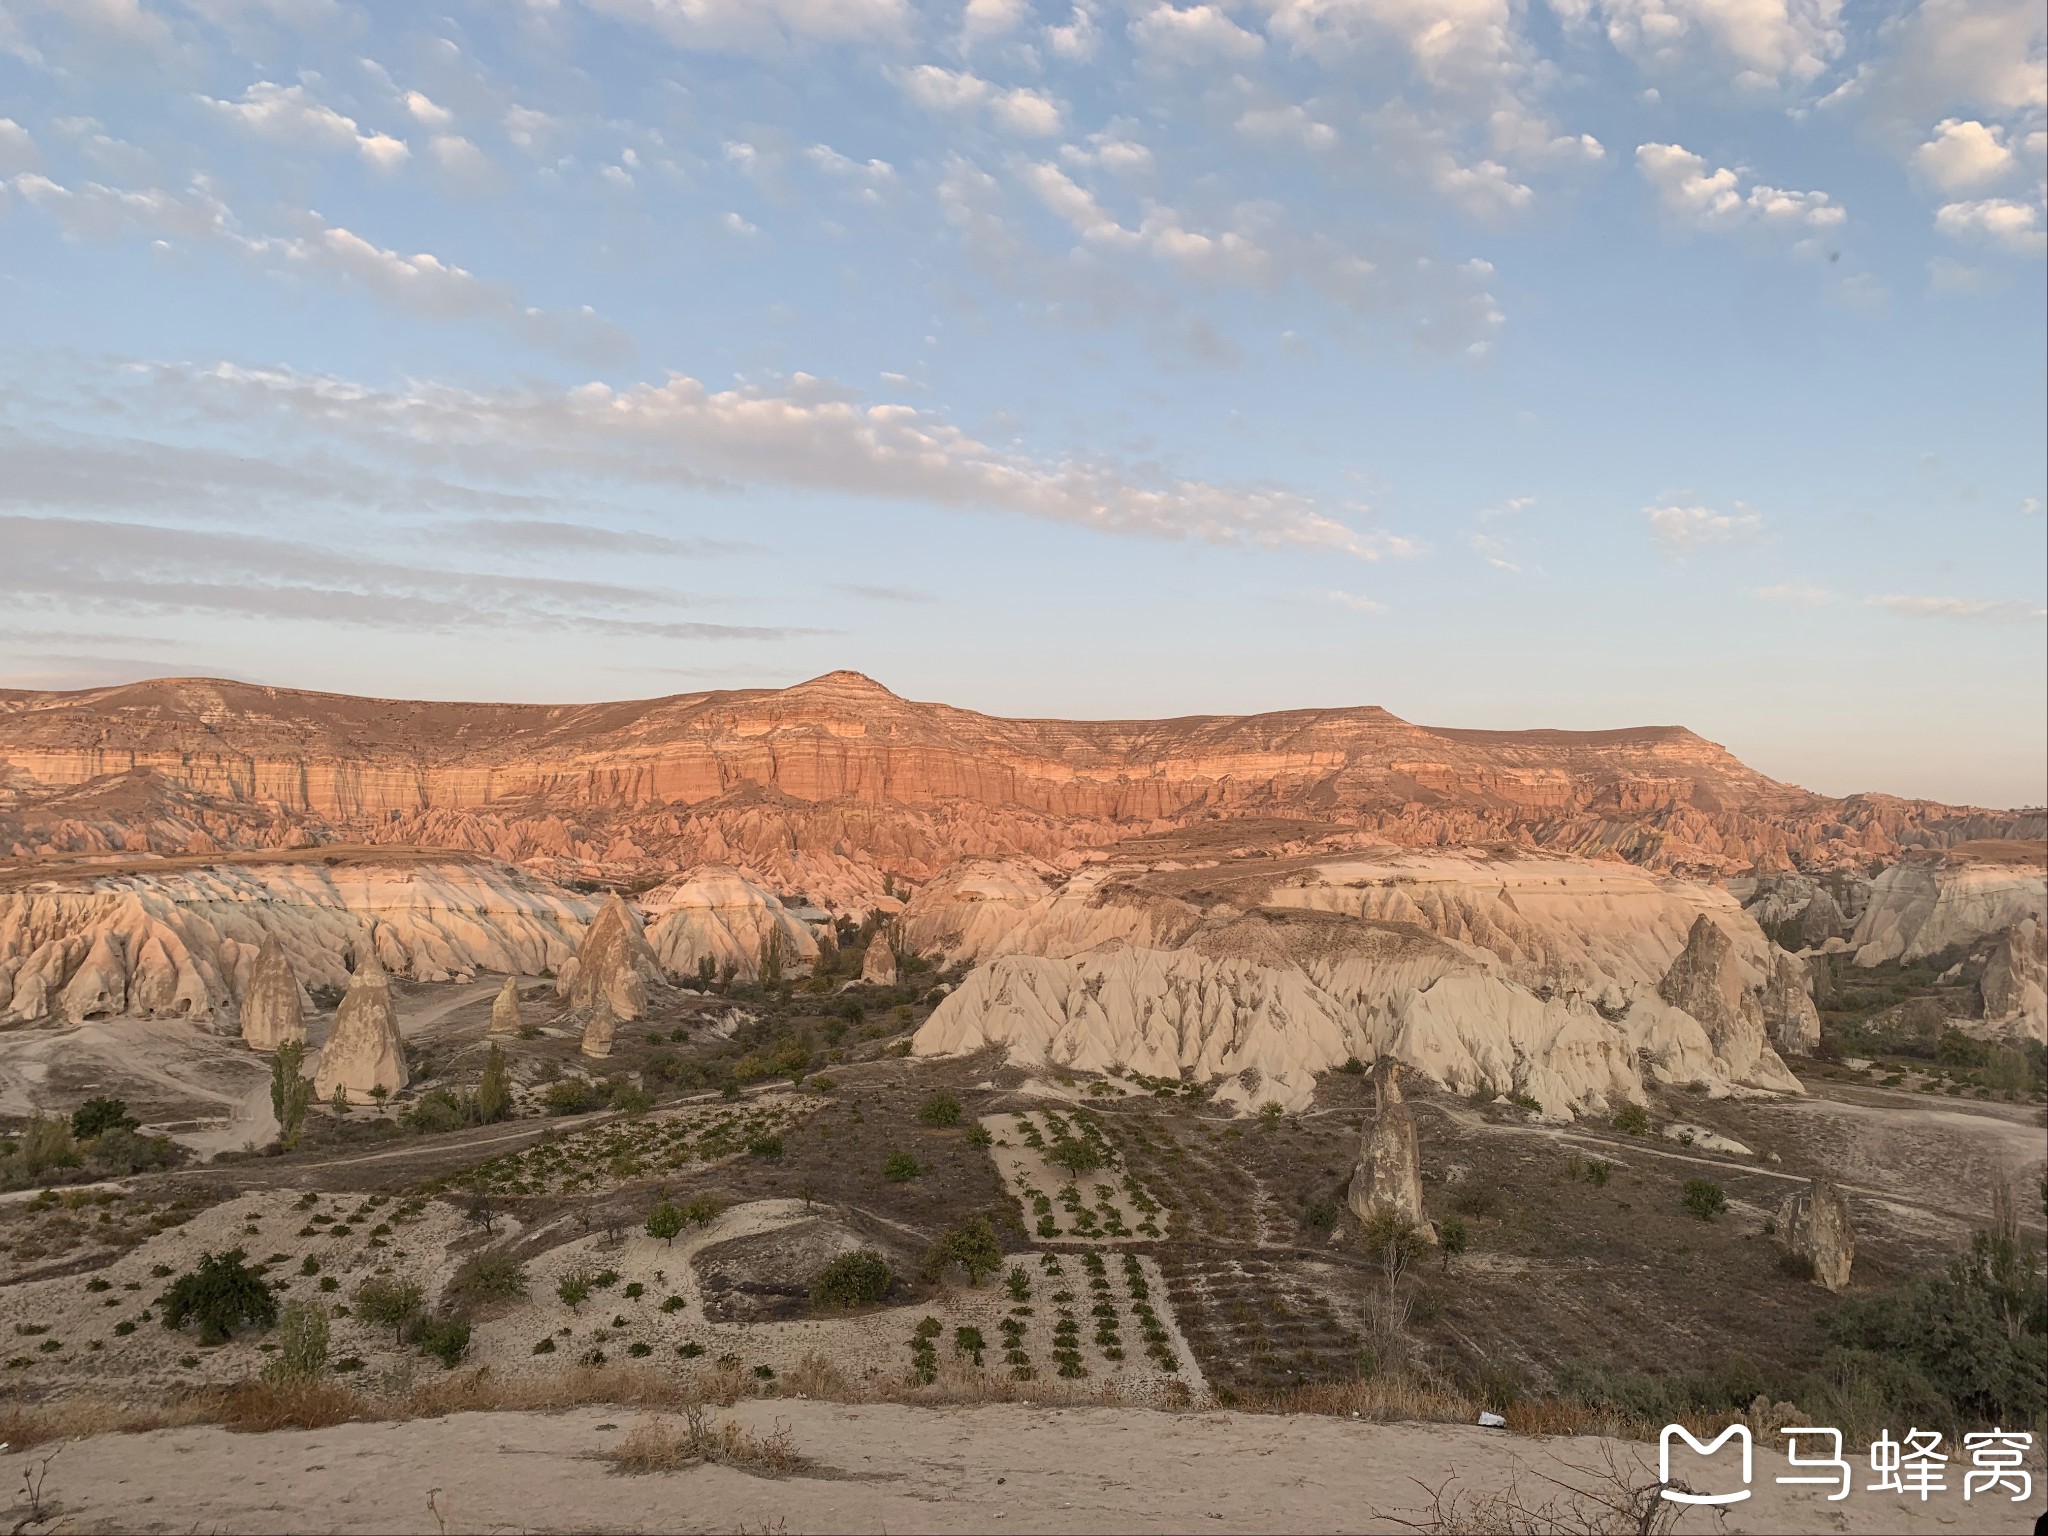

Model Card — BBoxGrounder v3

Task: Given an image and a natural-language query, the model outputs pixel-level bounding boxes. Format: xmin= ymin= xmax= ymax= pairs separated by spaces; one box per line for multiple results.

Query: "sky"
xmin=0 ymin=0 xmax=2042 ymax=809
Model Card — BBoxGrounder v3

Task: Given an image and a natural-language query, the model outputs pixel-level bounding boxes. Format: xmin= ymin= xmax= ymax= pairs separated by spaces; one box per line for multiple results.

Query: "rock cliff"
xmin=4 ymin=673 xmax=2034 ymax=908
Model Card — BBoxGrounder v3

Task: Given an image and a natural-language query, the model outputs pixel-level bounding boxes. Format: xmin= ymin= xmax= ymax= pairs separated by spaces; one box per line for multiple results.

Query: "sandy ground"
xmin=5 ymin=1400 xmax=2036 ymax=1535
xmin=983 ymin=1113 xmax=1160 ymax=1243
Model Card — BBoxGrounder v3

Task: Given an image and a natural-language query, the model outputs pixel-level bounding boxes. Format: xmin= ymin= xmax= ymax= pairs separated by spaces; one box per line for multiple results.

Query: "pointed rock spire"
xmin=1347 ymin=1061 xmax=1434 ymax=1243
xmin=861 ymin=930 xmax=898 ymax=986
xmin=565 ymin=893 xmax=658 ymax=1022
xmin=1776 ymin=1176 xmax=1854 ymax=1291
xmin=490 ymin=974 xmax=523 ymax=1035
xmin=313 ymin=954 xmax=410 ymax=1104
xmin=239 ymin=933 xmax=307 ymax=1052
xmin=580 ymin=997 xmax=616 ymax=1059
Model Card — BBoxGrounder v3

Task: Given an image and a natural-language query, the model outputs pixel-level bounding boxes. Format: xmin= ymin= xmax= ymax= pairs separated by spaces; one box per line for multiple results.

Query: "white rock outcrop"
xmin=1348 ymin=1064 xmax=1432 ymax=1239
xmin=861 ymin=933 xmax=898 ymax=985
xmin=0 ymin=857 xmax=594 ymax=1029
xmin=913 ymin=849 xmax=1806 ymax=1115
xmin=1851 ymin=848 xmax=2046 ymax=967
xmin=1776 ymin=1177 xmax=1854 ymax=1292
xmin=641 ymin=866 xmax=819 ymax=983
xmin=238 ymin=933 xmax=306 ymax=1052
xmin=1982 ymin=919 xmax=2046 ymax=1035
xmin=312 ymin=955 xmax=409 ymax=1103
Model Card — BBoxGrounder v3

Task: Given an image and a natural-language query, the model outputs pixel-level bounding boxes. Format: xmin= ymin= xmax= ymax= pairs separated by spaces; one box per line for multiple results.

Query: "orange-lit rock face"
xmin=2 ymin=671 xmax=2037 ymax=904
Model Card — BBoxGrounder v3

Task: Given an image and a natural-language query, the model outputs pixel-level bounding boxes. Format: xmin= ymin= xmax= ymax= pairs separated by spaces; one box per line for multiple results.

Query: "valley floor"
xmin=4 ymin=1400 xmax=2034 ymax=1536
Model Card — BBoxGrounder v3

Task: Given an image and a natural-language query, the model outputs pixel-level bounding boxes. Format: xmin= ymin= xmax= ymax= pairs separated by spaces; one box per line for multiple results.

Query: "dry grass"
xmin=610 ymin=1404 xmax=803 ymax=1477
xmin=1372 ymin=1444 xmax=1688 ymax=1535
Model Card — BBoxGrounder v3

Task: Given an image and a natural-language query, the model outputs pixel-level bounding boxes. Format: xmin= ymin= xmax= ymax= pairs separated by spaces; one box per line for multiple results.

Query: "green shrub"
xmin=352 ymin=1277 xmax=425 ymax=1341
xmin=158 ymin=1250 xmax=277 ymax=1346
xmin=812 ymin=1250 xmax=893 ymax=1310
xmin=883 ymin=1150 xmax=922 ymax=1182
xmin=1612 ymin=1103 xmax=1650 ymax=1135
xmin=449 ymin=1252 xmax=527 ymax=1308
xmin=413 ymin=1318 xmax=471 ymax=1368
xmin=542 ymin=1080 xmax=601 ymax=1116
xmin=917 ymin=1092 xmax=963 ymax=1128
xmin=647 ymin=1201 xmax=685 ymax=1246
xmin=1681 ymin=1180 xmax=1727 ymax=1221
xmin=71 ymin=1097 xmax=138 ymax=1140
xmin=745 ymin=1133 xmax=784 ymax=1159
xmin=922 ymin=1218 xmax=1004 ymax=1286
xmin=558 ymin=1272 xmax=593 ymax=1309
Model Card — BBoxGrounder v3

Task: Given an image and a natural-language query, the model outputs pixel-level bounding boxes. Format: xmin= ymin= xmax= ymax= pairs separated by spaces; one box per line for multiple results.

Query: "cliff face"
xmin=2 ymin=672 xmax=2037 ymax=906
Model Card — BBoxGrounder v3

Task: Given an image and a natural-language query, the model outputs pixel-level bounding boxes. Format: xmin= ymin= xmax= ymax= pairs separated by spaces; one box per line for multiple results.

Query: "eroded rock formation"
xmin=490 ymin=974 xmax=522 ymax=1035
xmin=580 ymin=998 xmax=615 ymax=1059
xmin=1776 ymin=1177 xmax=1855 ymax=1292
xmin=913 ymin=849 xmax=1804 ymax=1113
xmin=560 ymin=893 xmax=661 ymax=1022
xmin=239 ymin=934 xmax=306 ymax=1052
xmin=1347 ymin=1063 xmax=1433 ymax=1240
xmin=861 ymin=931 xmax=898 ymax=985
xmin=642 ymin=867 xmax=818 ymax=982
xmin=313 ymin=956 xmax=409 ymax=1103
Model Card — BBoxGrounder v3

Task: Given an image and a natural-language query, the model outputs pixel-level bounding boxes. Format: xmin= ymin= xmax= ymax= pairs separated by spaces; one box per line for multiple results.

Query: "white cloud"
xmin=202 ymin=81 xmax=410 ymax=169
xmin=992 ymin=87 xmax=1065 ymax=136
xmin=1046 ymin=2 xmax=1100 ymax=57
xmin=2023 ymin=497 xmax=2043 ymax=516
xmin=722 ymin=210 xmax=761 ymax=235
xmin=1912 ymin=118 xmax=2016 ymax=191
xmin=1752 ymin=582 xmax=1835 ymax=606
xmin=0 ymin=118 xmax=36 ymax=173
xmin=1326 ymin=589 xmax=1389 ymax=611
xmin=1645 ymin=501 xmax=1765 ymax=551
xmin=159 ymin=362 xmax=1406 ymax=558
xmin=1236 ymin=105 xmax=1338 ymax=150
xmin=1569 ymin=0 xmax=1844 ymax=90
xmin=1636 ymin=142 xmax=1845 ymax=242
xmin=1488 ymin=106 xmax=1604 ymax=168
xmin=1132 ymin=4 xmax=1266 ymax=65
xmin=1020 ymin=162 xmax=1274 ymax=282
xmin=1934 ymin=196 xmax=2047 ymax=255
xmin=1431 ymin=153 xmax=1533 ymax=219
xmin=1460 ymin=529 xmax=1519 ymax=570
xmin=1062 ymin=132 xmax=1156 ymax=175
xmin=7 ymin=172 xmax=625 ymax=362
xmin=1855 ymin=0 xmax=2046 ymax=126
xmin=902 ymin=66 xmax=1065 ymax=136
xmin=429 ymin=135 xmax=493 ymax=179
xmin=579 ymin=0 xmax=911 ymax=51
xmin=504 ymin=105 xmax=559 ymax=153
xmin=961 ymin=0 xmax=1029 ymax=45
xmin=404 ymin=90 xmax=454 ymax=129
xmin=807 ymin=143 xmax=896 ymax=182
xmin=1866 ymin=593 xmax=2047 ymax=622
xmin=1254 ymin=0 xmax=1519 ymax=88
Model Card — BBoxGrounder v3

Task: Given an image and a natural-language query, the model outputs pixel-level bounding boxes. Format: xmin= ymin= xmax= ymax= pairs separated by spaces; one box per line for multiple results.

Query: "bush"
xmin=1681 ymin=1180 xmax=1727 ymax=1221
xmin=745 ymin=1134 xmax=784 ymax=1159
xmin=923 ymin=1218 xmax=1004 ymax=1286
xmin=411 ymin=1317 xmax=472 ymax=1369
xmin=1302 ymin=1197 xmax=1339 ymax=1235
xmin=70 ymin=1097 xmax=138 ymax=1140
xmin=647 ymin=1201 xmax=685 ymax=1246
xmin=917 ymin=1092 xmax=963 ymax=1128
xmin=883 ymin=1151 xmax=922 ymax=1182
xmin=403 ymin=1088 xmax=473 ymax=1135
xmin=1612 ymin=1103 xmax=1650 ymax=1135
xmin=449 ymin=1252 xmax=527 ymax=1308
xmin=543 ymin=1080 xmax=601 ymax=1116
xmin=811 ymin=1250 xmax=893 ymax=1310
xmin=352 ymin=1277 xmax=425 ymax=1341
xmin=159 ymin=1250 xmax=278 ymax=1346
xmin=87 ymin=1126 xmax=181 ymax=1177
xmin=1046 ymin=1140 xmax=1104 ymax=1177
xmin=558 ymin=1272 xmax=594 ymax=1310
xmin=263 ymin=1300 xmax=330 ymax=1381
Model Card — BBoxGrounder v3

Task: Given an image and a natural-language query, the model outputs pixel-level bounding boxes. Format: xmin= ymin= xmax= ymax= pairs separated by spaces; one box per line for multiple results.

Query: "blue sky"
xmin=0 ymin=0 xmax=2042 ymax=807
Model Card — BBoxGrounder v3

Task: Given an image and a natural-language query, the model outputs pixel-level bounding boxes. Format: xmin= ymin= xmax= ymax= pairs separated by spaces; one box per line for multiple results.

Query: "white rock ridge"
xmin=912 ymin=849 xmax=1807 ymax=1115
xmin=641 ymin=866 xmax=819 ymax=983
xmin=0 ymin=855 xmax=594 ymax=1029
xmin=312 ymin=955 xmax=409 ymax=1103
xmin=1851 ymin=845 xmax=2046 ymax=967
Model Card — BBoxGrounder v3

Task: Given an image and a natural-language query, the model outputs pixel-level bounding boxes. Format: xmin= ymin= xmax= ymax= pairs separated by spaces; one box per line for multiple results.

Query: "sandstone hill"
xmin=1 ymin=673 xmax=2035 ymax=910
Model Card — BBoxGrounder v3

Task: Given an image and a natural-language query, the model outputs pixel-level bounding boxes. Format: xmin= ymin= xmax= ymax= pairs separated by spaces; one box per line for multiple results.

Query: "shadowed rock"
xmin=563 ymin=893 xmax=660 ymax=1022
xmin=861 ymin=934 xmax=898 ymax=986
xmin=313 ymin=954 xmax=410 ymax=1103
xmin=1347 ymin=1062 xmax=1434 ymax=1242
xmin=490 ymin=974 xmax=522 ymax=1035
xmin=1776 ymin=1176 xmax=1854 ymax=1291
xmin=239 ymin=934 xmax=306 ymax=1052
xmin=580 ymin=997 xmax=616 ymax=1059
xmin=1762 ymin=951 xmax=1820 ymax=1057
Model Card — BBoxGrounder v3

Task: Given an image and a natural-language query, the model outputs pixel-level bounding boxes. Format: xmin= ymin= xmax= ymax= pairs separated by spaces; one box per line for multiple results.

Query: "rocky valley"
xmin=0 ymin=674 xmax=2040 ymax=1533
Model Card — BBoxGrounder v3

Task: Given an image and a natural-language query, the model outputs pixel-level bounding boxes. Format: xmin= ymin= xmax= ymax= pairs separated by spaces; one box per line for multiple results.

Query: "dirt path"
xmin=3 ymin=1401 xmax=2028 ymax=1535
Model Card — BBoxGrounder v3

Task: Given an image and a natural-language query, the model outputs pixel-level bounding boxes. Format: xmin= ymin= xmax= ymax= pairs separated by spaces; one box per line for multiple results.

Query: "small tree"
xmin=1682 ymin=1180 xmax=1727 ymax=1221
xmin=883 ymin=1150 xmax=922 ymax=1183
xmin=71 ymin=1097 xmax=138 ymax=1140
xmin=271 ymin=1040 xmax=313 ymax=1148
xmin=263 ymin=1299 xmax=331 ymax=1381
xmin=917 ymin=1092 xmax=963 ymax=1128
xmin=330 ymin=1083 xmax=351 ymax=1116
xmin=647 ymin=1200 xmax=685 ymax=1247
xmin=558 ymin=1271 xmax=594 ymax=1310
xmin=159 ymin=1249 xmax=278 ymax=1346
xmin=368 ymin=1084 xmax=390 ymax=1116
xmin=758 ymin=926 xmax=785 ymax=988
xmin=923 ymin=1218 xmax=1004 ymax=1286
xmin=811 ymin=1250 xmax=892 ymax=1309
xmin=1439 ymin=1218 xmax=1469 ymax=1271
xmin=1613 ymin=1103 xmax=1650 ymax=1135
xmin=352 ymin=1277 xmax=425 ymax=1342
xmin=476 ymin=1042 xmax=512 ymax=1125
